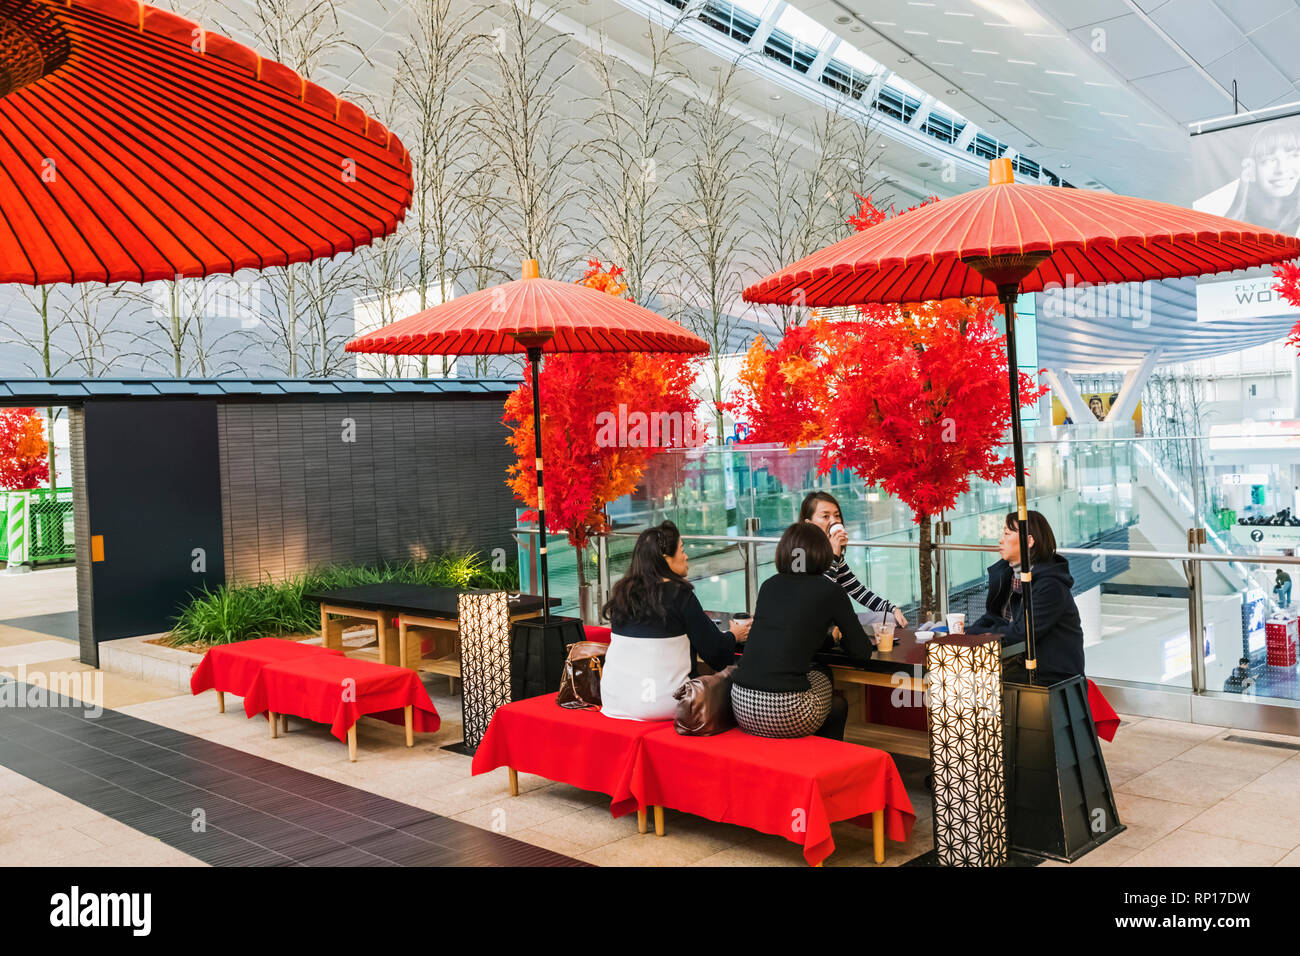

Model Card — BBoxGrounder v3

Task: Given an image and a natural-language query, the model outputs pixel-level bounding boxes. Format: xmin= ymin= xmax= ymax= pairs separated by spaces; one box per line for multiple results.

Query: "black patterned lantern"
xmin=458 ymin=590 xmax=513 ymax=753
xmin=926 ymin=633 xmax=1007 ymax=867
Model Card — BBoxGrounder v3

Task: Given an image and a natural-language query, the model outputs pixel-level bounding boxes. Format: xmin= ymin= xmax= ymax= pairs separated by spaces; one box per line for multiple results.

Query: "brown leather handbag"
xmin=556 ymin=641 xmax=607 ymax=709
xmin=673 ymin=665 xmax=737 ymax=735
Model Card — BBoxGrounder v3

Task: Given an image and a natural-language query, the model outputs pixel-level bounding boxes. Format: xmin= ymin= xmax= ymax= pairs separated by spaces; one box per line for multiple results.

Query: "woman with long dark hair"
xmin=599 ymin=521 xmax=750 ymax=721
xmin=800 ymin=491 xmax=907 ymax=626
xmin=968 ymin=510 xmax=1085 ymax=682
xmin=731 ymin=523 xmax=874 ymax=740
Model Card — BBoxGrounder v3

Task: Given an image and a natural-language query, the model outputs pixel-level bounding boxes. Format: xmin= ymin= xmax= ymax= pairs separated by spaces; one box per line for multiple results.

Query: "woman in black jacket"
xmin=968 ymin=510 xmax=1085 ymax=682
xmin=600 ymin=521 xmax=750 ymax=721
xmin=731 ymin=523 xmax=874 ymax=740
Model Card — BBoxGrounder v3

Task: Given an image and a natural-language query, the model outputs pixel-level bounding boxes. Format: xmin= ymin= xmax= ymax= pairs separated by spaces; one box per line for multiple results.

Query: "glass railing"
xmin=514 ymin=425 xmax=1300 ymax=714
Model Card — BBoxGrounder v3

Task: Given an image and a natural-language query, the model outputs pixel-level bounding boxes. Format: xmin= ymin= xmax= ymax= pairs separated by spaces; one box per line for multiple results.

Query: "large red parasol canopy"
xmin=743 ymin=164 xmax=1300 ymax=307
xmin=3 ymin=0 xmax=412 ymax=285
xmin=345 ymin=266 xmax=710 ymax=356
xmin=743 ymin=158 xmax=1300 ymax=679
xmin=346 ymin=260 xmax=708 ymax=625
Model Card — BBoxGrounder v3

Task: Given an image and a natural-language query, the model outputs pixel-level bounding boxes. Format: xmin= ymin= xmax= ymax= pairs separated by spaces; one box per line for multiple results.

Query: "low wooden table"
xmin=711 ymin=609 xmax=1024 ymax=758
xmin=304 ymin=583 xmax=559 ymax=684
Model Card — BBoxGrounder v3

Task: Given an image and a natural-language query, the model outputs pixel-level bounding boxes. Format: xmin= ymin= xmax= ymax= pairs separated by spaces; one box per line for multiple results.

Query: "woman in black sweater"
xmin=732 ymin=523 xmax=874 ymax=740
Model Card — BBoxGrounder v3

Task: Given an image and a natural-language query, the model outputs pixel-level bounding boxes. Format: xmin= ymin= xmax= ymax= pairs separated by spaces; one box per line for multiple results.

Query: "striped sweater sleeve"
xmin=824 ymin=555 xmax=892 ymax=613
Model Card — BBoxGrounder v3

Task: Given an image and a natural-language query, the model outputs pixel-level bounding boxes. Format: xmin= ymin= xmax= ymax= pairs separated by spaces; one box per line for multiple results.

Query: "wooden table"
xmin=711 ymin=609 xmax=1023 ymax=758
xmin=304 ymin=583 xmax=559 ymax=685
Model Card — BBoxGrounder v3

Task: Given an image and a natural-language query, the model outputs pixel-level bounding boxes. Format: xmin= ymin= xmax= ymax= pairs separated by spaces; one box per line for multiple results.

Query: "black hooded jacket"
xmin=970 ymin=555 xmax=1085 ymax=681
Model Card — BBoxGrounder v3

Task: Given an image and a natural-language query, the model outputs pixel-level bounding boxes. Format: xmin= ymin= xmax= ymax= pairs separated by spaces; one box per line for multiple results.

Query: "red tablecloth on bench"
xmin=1088 ymin=679 xmax=1120 ymax=743
xmin=471 ymin=693 xmax=669 ymax=816
xmin=628 ymin=727 xmax=915 ymax=866
xmin=242 ymin=654 xmax=440 ymax=742
xmin=190 ymin=638 xmax=340 ymax=698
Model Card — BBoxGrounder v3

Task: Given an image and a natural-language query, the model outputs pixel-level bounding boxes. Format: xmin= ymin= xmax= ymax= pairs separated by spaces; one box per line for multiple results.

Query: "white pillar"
xmin=1291 ymin=351 xmax=1300 ymax=418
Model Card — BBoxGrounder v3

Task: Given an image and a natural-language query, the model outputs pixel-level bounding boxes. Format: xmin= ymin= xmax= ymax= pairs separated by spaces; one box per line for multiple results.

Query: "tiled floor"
xmin=4 ymin=566 xmax=1300 ymax=866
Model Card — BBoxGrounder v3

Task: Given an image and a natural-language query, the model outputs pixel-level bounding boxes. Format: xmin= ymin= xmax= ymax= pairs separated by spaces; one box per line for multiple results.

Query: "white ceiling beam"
xmin=748 ymin=0 xmax=785 ymax=52
xmin=909 ymin=93 xmax=936 ymax=130
xmin=806 ymin=36 xmax=840 ymax=83
xmin=954 ymin=122 xmax=978 ymax=151
xmin=862 ymin=67 xmax=891 ymax=107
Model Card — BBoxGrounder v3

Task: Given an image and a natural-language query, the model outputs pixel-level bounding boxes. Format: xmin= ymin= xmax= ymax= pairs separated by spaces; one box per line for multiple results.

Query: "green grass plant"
xmin=168 ymin=551 xmax=519 ymax=646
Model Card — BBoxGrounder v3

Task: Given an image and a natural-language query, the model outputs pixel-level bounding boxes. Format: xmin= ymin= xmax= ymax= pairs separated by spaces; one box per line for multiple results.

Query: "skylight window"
xmin=773 ymin=5 xmax=829 ymax=47
xmin=835 ymin=42 xmax=879 ymax=75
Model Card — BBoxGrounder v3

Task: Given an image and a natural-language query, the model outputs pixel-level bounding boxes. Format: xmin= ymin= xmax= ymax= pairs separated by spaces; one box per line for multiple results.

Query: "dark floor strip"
xmin=0 ymin=682 xmax=588 ymax=867
xmin=1222 ymin=733 xmax=1300 ymax=751
xmin=0 ymin=610 xmax=79 ymax=641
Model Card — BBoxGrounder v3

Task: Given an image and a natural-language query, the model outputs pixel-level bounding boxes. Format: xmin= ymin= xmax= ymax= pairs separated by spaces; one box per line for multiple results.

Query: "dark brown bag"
xmin=556 ymin=641 xmax=607 ymax=709
xmin=673 ymin=665 xmax=737 ymax=736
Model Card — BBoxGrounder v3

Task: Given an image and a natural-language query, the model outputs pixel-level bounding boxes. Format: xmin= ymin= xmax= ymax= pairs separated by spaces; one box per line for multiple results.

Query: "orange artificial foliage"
xmin=503 ymin=260 xmax=704 ymax=552
xmin=577 ymin=259 xmax=631 ymax=300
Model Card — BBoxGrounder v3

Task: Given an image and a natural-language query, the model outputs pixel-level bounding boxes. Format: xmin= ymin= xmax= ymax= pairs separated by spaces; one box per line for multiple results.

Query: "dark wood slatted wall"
xmin=217 ymin=398 xmax=515 ymax=585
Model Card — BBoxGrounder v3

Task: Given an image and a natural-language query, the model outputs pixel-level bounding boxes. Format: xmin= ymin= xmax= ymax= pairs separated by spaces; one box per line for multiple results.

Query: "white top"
xmin=599 ymin=633 xmax=691 ymax=721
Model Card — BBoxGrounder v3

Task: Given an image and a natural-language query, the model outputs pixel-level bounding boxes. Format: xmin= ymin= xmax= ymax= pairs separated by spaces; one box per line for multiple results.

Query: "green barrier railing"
xmin=1 ymin=488 xmax=75 ymax=566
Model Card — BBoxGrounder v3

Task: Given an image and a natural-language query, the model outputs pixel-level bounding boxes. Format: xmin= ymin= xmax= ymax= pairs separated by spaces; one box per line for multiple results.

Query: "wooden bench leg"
xmin=637 ymin=809 xmax=647 ymax=834
xmin=873 ymin=810 xmax=885 ymax=864
xmin=280 ymin=714 xmax=288 ymax=735
xmin=508 ymin=768 xmax=519 ymax=797
xmin=268 ymin=711 xmax=278 ymax=739
xmin=348 ymin=725 xmax=358 ymax=762
xmin=404 ymin=705 xmax=414 ymax=747
xmin=216 ymin=690 xmax=225 ymax=714
xmin=654 ymin=806 xmax=665 ymax=837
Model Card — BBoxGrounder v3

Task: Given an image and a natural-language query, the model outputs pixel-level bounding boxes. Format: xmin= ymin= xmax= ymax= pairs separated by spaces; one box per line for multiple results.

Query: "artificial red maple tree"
xmin=1274 ymin=261 xmax=1300 ymax=349
xmin=725 ymin=195 xmax=1045 ymax=617
xmin=0 ymin=408 xmax=50 ymax=491
xmin=503 ymin=260 xmax=705 ymax=600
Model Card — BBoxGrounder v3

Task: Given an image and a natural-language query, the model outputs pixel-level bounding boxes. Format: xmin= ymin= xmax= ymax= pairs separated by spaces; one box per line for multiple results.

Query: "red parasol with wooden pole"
xmin=744 ymin=157 xmax=1299 ymax=677
xmin=346 ymin=259 xmax=710 ymax=621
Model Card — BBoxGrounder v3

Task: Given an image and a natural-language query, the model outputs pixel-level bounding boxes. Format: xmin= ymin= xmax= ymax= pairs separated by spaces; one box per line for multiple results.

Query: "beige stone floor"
xmin=5 ymin=566 xmax=1300 ymax=866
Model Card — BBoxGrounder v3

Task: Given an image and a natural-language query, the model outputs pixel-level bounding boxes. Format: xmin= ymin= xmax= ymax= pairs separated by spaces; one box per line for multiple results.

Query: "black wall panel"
xmin=84 ymin=400 xmax=226 ymax=644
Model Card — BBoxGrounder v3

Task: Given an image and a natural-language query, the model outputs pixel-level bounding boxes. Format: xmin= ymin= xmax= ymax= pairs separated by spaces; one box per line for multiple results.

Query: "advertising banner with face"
xmin=1192 ymin=116 xmax=1300 ymax=322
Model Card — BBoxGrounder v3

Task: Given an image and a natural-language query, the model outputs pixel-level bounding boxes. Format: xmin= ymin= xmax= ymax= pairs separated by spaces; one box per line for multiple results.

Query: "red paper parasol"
xmin=3 ymin=0 xmax=412 ymax=284
xmin=346 ymin=260 xmax=709 ymax=620
xmin=744 ymin=158 xmax=1300 ymax=675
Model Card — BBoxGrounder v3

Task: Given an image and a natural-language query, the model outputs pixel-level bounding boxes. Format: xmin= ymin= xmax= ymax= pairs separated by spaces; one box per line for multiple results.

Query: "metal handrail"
xmin=511 ymin=525 xmax=1300 ymax=566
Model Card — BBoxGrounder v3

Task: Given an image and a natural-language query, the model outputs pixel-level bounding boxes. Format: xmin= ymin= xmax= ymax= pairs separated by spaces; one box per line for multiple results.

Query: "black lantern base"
xmin=1002 ymin=673 xmax=1125 ymax=862
xmin=511 ymin=615 xmax=585 ymax=701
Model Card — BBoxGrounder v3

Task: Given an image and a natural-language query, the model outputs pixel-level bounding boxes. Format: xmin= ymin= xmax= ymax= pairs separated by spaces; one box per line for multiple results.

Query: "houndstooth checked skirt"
xmin=730 ymin=669 xmax=831 ymax=738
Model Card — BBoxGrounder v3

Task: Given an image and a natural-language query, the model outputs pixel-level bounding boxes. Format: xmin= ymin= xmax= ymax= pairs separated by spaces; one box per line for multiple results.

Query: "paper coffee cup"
xmin=946 ymin=613 xmax=966 ymax=634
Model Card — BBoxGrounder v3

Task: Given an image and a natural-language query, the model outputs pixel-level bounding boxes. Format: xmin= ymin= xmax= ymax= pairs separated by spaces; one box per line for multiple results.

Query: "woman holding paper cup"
xmin=967 ymin=510 xmax=1085 ymax=682
xmin=799 ymin=492 xmax=907 ymax=627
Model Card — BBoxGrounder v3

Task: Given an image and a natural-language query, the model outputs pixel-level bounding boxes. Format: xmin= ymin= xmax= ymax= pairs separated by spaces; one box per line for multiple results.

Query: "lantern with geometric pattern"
xmin=926 ymin=633 xmax=1006 ymax=867
xmin=458 ymin=590 xmax=513 ymax=753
